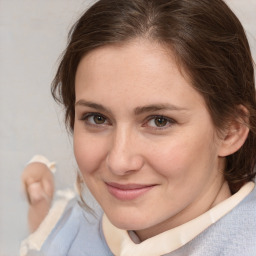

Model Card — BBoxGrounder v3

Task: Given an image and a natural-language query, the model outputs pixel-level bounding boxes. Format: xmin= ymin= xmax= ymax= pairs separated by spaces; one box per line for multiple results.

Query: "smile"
xmin=105 ymin=182 xmax=155 ymax=201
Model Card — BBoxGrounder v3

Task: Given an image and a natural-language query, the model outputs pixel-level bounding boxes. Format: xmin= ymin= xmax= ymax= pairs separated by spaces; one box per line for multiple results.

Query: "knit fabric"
xmin=21 ymin=185 xmax=256 ymax=256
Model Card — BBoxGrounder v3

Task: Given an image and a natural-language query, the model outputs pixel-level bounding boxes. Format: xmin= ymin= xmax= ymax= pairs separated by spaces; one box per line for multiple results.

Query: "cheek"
xmin=147 ymin=131 xmax=216 ymax=179
xmin=151 ymin=147 xmax=192 ymax=180
xmin=73 ymin=132 xmax=107 ymax=175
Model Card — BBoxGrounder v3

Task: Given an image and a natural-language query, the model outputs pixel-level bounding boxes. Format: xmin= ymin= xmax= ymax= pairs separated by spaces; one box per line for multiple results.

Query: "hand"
xmin=22 ymin=162 xmax=55 ymax=232
xmin=22 ymin=162 xmax=54 ymax=205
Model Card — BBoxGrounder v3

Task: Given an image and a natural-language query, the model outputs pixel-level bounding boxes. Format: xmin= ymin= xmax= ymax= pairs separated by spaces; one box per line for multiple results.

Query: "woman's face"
xmin=74 ymin=39 xmax=226 ymax=239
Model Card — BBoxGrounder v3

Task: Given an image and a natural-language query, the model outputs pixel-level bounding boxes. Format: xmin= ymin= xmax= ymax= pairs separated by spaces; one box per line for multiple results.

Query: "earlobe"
xmin=218 ymin=106 xmax=250 ymax=157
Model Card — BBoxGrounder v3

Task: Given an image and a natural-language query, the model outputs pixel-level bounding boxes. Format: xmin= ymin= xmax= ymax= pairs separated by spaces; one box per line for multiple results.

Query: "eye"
xmin=90 ymin=114 xmax=106 ymax=124
xmin=80 ymin=113 xmax=109 ymax=126
xmin=150 ymin=117 xmax=168 ymax=127
xmin=145 ymin=115 xmax=175 ymax=129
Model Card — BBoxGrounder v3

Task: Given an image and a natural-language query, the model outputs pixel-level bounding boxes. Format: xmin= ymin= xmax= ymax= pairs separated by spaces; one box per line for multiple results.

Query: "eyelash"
xmin=80 ymin=112 xmax=110 ymax=127
xmin=79 ymin=112 xmax=176 ymax=130
xmin=143 ymin=115 xmax=176 ymax=130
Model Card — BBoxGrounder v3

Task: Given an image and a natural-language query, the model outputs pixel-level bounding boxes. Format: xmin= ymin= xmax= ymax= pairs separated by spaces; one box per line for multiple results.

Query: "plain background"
xmin=0 ymin=0 xmax=255 ymax=255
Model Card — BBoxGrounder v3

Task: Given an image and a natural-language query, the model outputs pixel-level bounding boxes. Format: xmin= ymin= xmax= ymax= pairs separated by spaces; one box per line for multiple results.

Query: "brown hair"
xmin=52 ymin=0 xmax=256 ymax=193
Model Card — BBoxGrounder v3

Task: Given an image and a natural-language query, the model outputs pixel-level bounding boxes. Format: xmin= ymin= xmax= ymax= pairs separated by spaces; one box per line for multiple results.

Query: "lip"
xmin=105 ymin=182 xmax=156 ymax=201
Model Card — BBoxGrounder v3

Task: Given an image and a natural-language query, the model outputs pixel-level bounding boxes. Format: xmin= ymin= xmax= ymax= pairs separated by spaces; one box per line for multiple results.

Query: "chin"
xmin=106 ymin=211 xmax=153 ymax=231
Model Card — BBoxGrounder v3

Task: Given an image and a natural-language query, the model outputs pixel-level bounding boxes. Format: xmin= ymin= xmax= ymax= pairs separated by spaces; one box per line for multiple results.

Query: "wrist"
xmin=27 ymin=155 xmax=56 ymax=174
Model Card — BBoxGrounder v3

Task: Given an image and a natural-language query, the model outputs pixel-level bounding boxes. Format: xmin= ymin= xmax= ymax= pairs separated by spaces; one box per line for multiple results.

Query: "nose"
xmin=106 ymin=127 xmax=144 ymax=176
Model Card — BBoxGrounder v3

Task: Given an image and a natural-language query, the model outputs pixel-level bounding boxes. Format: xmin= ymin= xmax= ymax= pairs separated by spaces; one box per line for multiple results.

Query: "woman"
xmin=21 ymin=0 xmax=256 ymax=255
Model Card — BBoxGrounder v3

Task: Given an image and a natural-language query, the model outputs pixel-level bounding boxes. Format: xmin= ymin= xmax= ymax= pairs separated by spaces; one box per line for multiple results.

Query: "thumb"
xmin=27 ymin=182 xmax=50 ymax=205
xmin=42 ymin=175 xmax=54 ymax=200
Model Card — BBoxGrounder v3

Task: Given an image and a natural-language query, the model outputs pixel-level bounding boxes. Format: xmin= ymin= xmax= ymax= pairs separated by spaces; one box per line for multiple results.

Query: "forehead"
xmin=75 ymin=39 xmax=206 ymax=111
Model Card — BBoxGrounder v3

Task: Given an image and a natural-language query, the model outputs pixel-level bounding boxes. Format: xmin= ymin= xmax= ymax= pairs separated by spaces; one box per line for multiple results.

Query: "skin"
xmin=22 ymin=162 xmax=54 ymax=232
xmin=73 ymin=39 xmax=232 ymax=241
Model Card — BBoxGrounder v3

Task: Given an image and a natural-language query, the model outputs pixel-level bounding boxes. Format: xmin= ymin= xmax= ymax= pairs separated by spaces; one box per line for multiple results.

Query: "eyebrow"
xmin=75 ymin=100 xmax=112 ymax=114
xmin=134 ymin=104 xmax=188 ymax=115
xmin=75 ymin=100 xmax=187 ymax=115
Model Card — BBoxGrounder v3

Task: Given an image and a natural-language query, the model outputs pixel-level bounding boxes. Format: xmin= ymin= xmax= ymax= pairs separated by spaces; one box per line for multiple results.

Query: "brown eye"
xmin=145 ymin=115 xmax=175 ymax=129
xmin=93 ymin=115 xmax=106 ymax=124
xmin=154 ymin=117 xmax=168 ymax=127
xmin=81 ymin=113 xmax=108 ymax=126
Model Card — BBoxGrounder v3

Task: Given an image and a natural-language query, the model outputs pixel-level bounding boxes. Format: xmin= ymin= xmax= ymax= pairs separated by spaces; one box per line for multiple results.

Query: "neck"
xmin=209 ymin=180 xmax=231 ymax=207
xmin=135 ymin=180 xmax=231 ymax=241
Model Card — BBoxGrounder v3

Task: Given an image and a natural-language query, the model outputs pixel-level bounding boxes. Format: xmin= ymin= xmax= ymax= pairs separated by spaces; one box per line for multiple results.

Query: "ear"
xmin=218 ymin=105 xmax=250 ymax=157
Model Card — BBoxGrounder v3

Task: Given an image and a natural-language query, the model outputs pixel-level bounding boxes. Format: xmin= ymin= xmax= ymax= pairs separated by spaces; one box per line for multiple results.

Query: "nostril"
xmin=106 ymin=129 xmax=144 ymax=175
xmin=106 ymin=150 xmax=144 ymax=175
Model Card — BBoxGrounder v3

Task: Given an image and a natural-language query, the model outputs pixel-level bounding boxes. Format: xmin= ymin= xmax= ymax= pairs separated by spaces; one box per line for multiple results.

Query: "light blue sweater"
xmin=25 ymin=185 xmax=256 ymax=256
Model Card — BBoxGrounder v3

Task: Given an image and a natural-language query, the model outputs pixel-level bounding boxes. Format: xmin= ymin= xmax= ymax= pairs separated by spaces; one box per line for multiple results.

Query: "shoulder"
xmin=170 ymin=184 xmax=256 ymax=256
xmin=20 ymin=189 xmax=113 ymax=256
xmin=209 ymin=186 xmax=256 ymax=255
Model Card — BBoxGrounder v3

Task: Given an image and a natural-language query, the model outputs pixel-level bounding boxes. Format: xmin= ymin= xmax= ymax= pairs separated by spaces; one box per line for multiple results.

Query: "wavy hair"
xmin=52 ymin=0 xmax=256 ymax=193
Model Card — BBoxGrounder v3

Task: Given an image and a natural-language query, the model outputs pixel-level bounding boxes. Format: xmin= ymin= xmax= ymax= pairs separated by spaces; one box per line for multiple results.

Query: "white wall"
xmin=0 ymin=0 xmax=255 ymax=255
xmin=0 ymin=1 xmax=95 ymax=254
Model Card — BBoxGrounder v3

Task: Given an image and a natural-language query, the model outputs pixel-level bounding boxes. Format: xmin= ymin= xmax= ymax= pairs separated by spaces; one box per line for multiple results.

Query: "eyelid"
xmin=80 ymin=112 xmax=111 ymax=126
xmin=79 ymin=112 xmax=176 ymax=130
xmin=143 ymin=115 xmax=176 ymax=129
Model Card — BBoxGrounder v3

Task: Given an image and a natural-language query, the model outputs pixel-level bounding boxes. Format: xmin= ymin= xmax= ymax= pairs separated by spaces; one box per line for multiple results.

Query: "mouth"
xmin=105 ymin=182 xmax=156 ymax=201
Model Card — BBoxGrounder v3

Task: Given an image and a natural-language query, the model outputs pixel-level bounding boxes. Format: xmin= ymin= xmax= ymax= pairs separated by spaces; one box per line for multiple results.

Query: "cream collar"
xmin=102 ymin=182 xmax=255 ymax=256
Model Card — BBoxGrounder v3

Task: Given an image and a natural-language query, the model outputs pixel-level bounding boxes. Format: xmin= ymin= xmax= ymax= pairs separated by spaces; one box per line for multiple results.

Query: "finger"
xmin=42 ymin=174 xmax=55 ymax=199
xmin=27 ymin=182 xmax=50 ymax=205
